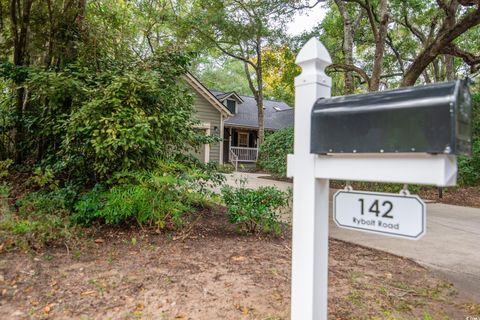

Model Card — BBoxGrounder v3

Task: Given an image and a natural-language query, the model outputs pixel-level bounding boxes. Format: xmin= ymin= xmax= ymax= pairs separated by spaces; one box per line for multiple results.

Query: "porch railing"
xmin=229 ymin=149 xmax=239 ymax=171
xmin=229 ymin=146 xmax=259 ymax=163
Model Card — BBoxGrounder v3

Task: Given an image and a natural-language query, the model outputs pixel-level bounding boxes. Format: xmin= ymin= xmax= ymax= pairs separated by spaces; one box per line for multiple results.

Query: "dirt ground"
xmin=0 ymin=208 xmax=478 ymax=320
xmin=418 ymin=186 xmax=480 ymax=208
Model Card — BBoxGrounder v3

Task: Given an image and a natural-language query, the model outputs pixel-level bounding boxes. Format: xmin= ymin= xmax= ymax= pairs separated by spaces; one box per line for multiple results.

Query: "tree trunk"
xmin=10 ymin=0 xmax=33 ymax=163
xmin=335 ymin=0 xmax=355 ymax=95
xmin=256 ymin=42 xmax=265 ymax=147
xmin=369 ymin=0 xmax=389 ymax=91
xmin=445 ymin=54 xmax=455 ymax=80
xmin=401 ymin=5 xmax=480 ymax=87
xmin=444 ymin=3 xmax=458 ymax=81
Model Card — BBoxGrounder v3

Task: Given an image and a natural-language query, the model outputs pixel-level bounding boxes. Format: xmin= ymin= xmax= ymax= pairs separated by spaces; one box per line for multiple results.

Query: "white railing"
xmin=230 ymin=149 xmax=239 ymax=171
xmin=230 ymin=146 xmax=259 ymax=163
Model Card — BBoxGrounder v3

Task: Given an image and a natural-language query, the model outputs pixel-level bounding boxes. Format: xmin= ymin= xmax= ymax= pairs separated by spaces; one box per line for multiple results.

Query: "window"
xmin=226 ymin=99 xmax=236 ymax=114
xmin=238 ymin=132 xmax=249 ymax=147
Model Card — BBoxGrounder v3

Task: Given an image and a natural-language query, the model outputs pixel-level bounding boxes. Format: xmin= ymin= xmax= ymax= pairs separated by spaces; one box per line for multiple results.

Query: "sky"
xmin=286 ymin=1 xmax=328 ymax=36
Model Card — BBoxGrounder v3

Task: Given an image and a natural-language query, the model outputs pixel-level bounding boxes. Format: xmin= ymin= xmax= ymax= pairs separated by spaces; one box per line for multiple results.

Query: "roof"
xmin=215 ymin=91 xmax=244 ymax=103
xmin=183 ymin=73 xmax=233 ymax=117
xmin=210 ymin=90 xmax=294 ymax=130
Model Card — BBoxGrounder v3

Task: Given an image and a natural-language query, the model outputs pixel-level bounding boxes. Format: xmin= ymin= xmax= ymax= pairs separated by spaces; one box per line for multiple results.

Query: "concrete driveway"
xmin=223 ymin=172 xmax=480 ymax=301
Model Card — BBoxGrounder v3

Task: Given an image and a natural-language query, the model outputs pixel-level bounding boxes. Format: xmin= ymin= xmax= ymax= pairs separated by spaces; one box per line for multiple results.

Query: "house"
xmin=183 ymin=73 xmax=294 ymax=165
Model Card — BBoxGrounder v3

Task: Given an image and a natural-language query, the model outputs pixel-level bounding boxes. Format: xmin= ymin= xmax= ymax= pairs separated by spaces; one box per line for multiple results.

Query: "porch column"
xmin=228 ymin=128 xmax=232 ymax=162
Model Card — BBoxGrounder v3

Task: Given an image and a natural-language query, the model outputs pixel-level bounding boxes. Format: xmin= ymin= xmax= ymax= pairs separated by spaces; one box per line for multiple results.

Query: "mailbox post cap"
xmin=295 ymin=37 xmax=332 ymax=66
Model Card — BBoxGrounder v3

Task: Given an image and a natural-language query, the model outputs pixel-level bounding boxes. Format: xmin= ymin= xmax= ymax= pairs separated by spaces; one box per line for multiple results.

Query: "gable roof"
xmin=215 ymin=91 xmax=244 ymax=103
xmin=210 ymin=90 xmax=294 ymax=130
xmin=183 ymin=73 xmax=233 ymax=117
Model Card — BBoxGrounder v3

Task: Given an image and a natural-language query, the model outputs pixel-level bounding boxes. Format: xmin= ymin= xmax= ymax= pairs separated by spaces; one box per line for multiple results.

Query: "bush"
xmin=74 ymin=160 xmax=224 ymax=228
xmin=1 ymin=52 xmax=214 ymax=185
xmin=258 ymin=127 xmax=293 ymax=177
xmin=0 ymin=187 xmax=79 ymax=250
xmin=458 ymin=92 xmax=480 ymax=186
xmin=50 ymin=60 xmax=212 ymax=182
xmin=217 ymin=163 xmax=235 ymax=174
xmin=221 ymin=181 xmax=289 ymax=234
xmin=0 ymin=159 xmax=12 ymax=179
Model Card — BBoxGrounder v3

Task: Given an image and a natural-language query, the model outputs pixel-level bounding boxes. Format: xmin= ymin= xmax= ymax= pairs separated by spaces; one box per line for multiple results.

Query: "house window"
xmin=226 ymin=99 xmax=236 ymax=114
xmin=238 ymin=132 xmax=249 ymax=147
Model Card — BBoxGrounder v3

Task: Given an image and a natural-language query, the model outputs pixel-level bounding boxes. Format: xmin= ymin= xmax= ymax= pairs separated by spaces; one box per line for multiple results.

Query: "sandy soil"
xmin=0 ymin=208 xmax=477 ymax=320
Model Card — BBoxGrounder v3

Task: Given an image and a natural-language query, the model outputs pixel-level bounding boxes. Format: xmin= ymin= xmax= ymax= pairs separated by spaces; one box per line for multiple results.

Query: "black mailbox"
xmin=311 ymin=80 xmax=472 ymax=155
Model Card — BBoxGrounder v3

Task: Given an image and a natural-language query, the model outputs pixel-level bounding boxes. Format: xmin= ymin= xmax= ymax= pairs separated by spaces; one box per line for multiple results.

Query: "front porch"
xmin=223 ymin=127 xmax=259 ymax=165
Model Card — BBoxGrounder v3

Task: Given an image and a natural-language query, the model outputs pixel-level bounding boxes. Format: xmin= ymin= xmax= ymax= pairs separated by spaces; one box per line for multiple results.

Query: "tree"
xmin=0 ymin=0 xmax=202 ymax=183
xmin=317 ymin=0 xmax=480 ymax=93
xmin=400 ymin=0 xmax=480 ymax=86
xmin=191 ymin=54 xmax=252 ymax=96
xmin=333 ymin=0 xmax=359 ymax=94
xmin=180 ymin=0 xmax=295 ymax=146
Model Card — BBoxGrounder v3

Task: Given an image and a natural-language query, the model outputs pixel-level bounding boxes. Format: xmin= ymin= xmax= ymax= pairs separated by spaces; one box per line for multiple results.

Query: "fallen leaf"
xmin=231 ymin=256 xmax=246 ymax=262
xmin=81 ymin=290 xmax=96 ymax=296
xmin=94 ymin=239 xmax=104 ymax=244
xmin=23 ymin=287 xmax=33 ymax=294
xmin=242 ymin=307 xmax=250 ymax=316
xmin=135 ymin=303 xmax=144 ymax=312
xmin=43 ymin=303 xmax=54 ymax=314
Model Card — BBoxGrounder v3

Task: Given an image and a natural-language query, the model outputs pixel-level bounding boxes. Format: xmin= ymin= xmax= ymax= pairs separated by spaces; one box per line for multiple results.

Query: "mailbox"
xmin=310 ymin=80 xmax=472 ymax=155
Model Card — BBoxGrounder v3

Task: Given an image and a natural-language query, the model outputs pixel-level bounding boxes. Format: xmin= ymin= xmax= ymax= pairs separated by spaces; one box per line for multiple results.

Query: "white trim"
xmin=183 ymin=73 xmax=233 ymax=117
xmin=313 ymin=153 xmax=457 ymax=186
xmin=205 ymin=127 xmax=210 ymax=163
xmin=219 ymin=112 xmax=224 ymax=164
xmin=288 ymin=38 xmax=332 ymax=320
xmin=193 ymin=122 xmax=211 ymax=163
xmin=217 ymin=92 xmax=244 ymax=103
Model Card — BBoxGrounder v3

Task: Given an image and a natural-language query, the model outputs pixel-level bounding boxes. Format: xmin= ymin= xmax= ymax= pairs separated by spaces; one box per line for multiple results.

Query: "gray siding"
xmin=192 ymin=91 xmax=222 ymax=163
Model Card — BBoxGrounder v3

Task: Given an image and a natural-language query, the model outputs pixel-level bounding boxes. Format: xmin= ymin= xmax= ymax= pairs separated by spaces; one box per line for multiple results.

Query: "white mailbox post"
xmin=287 ymin=38 xmax=468 ymax=320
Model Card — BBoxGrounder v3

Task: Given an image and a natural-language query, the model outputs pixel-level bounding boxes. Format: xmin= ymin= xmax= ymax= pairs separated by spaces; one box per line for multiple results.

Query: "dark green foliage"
xmin=258 ymin=127 xmax=293 ymax=177
xmin=0 ymin=159 xmax=13 ymax=178
xmin=221 ymin=182 xmax=289 ymax=234
xmin=0 ymin=52 xmax=209 ymax=183
xmin=458 ymin=93 xmax=480 ymax=186
xmin=0 ymin=186 xmax=79 ymax=250
xmin=74 ymin=160 xmax=224 ymax=227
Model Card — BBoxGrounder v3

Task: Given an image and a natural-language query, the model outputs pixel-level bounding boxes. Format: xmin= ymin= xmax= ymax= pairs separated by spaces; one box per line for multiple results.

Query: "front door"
xmin=193 ymin=125 xmax=210 ymax=163
xmin=238 ymin=132 xmax=249 ymax=147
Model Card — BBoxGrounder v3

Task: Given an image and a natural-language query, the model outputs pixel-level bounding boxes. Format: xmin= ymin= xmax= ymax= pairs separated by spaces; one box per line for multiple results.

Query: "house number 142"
xmin=358 ymin=199 xmax=394 ymax=219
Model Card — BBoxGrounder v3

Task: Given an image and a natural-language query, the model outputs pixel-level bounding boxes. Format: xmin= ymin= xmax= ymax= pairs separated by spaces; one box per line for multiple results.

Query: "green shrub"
xmin=0 ymin=159 xmax=12 ymax=179
xmin=217 ymin=163 xmax=235 ymax=174
xmin=74 ymin=160 xmax=224 ymax=228
xmin=1 ymin=52 xmax=212 ymax=185
xmin=0 ymin=187 xmax=79 ymax=250
xmin=26 ymin=167 xmax=59 ymax=190
xmin=55 ymin=63 xmax=204 ymax=181
xmin=0 ymin=183 xmax=10 ymax=214
xmin=458 ymin=92 xmax=480 ymax=186
xmin=258 ymin=127 xmax=293 ymax=177
xmin=221 ymin=181 xmax=289 ymax=234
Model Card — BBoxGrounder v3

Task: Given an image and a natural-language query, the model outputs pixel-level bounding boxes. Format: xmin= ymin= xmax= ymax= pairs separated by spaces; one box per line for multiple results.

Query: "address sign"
xmin=333 ymin=190 xmax=426 ymax=240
